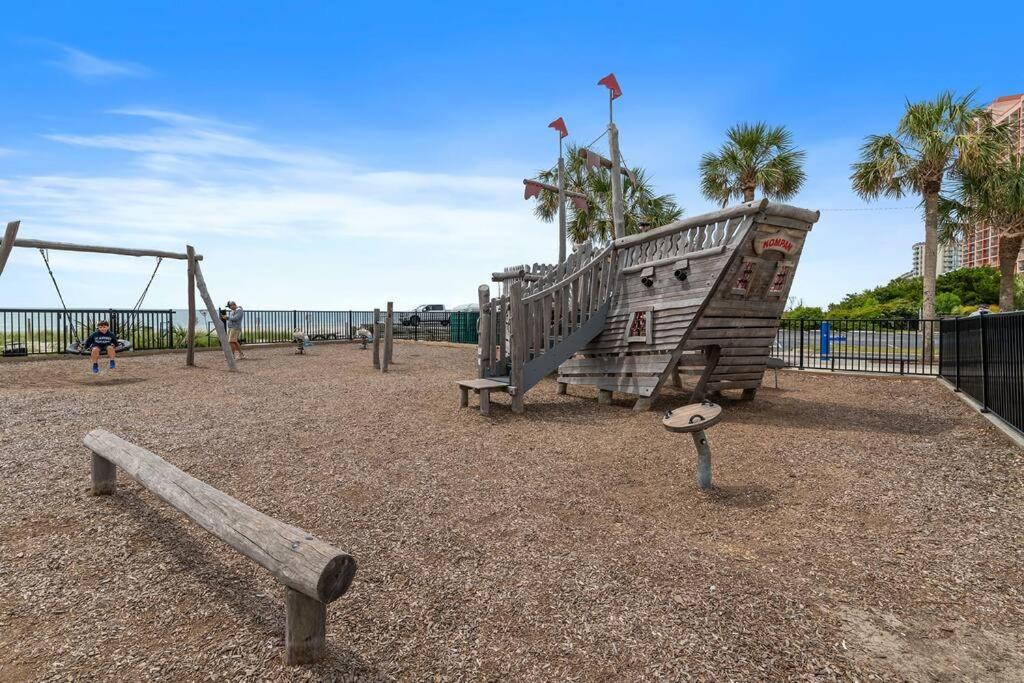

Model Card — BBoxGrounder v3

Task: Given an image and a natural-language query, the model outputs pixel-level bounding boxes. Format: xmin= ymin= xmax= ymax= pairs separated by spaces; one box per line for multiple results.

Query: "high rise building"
xmin=960 ymin=93 xmax=1024 ymax=272
xmin=912 ymin=241 xmax=960 ymax=278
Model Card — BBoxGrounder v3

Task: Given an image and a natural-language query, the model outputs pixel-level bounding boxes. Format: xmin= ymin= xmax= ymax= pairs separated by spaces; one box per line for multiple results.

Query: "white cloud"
xmin=0 ymin=109 xmax=549 ymax=308
xmin=47 ymin=44 xmax=150 ymax=82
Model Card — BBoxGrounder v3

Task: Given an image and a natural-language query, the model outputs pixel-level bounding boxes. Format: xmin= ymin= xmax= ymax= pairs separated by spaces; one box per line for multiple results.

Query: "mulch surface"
xmin=1 ymin=343 xmax=1021 ymax=681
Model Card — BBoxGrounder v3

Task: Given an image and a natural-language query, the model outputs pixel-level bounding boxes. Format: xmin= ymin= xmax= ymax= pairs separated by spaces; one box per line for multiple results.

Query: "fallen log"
xmin=84 ymin=428 xmax=356 ymax=665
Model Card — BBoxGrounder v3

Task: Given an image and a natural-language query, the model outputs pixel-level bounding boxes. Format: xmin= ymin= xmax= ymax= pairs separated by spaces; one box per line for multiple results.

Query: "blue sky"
xmin=2 ymin=1 xmax=1023 ymax=311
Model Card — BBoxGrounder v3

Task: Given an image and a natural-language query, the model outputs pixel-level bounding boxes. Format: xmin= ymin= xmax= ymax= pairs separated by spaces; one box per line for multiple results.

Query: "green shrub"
xmin=935 ymin=292 xmax=961 ymax=315
xmin=783 ymin=305 xmax=824 ymax=321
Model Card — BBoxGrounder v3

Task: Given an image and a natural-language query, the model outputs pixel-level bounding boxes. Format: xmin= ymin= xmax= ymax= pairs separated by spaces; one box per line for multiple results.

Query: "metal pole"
xmin=799 ymin=320 xmax=805 ymax=370
xmin=954 ymin=317 xmax=961 ymax=391
xmin=980 ymin=314 xmax=990 ymax=413
xmin=691 ymin=430 xmax=712 ymax=490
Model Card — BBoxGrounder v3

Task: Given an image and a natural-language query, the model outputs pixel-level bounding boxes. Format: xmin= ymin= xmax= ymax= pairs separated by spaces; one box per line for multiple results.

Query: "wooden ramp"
xmin=459 ymin=243 xmax=614 ymax=414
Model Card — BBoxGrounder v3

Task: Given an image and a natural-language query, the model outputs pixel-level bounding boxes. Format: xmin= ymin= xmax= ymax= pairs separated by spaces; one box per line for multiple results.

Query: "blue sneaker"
xmin=92 ymin=363 xmax=99 ymax=374
xmin=109 ymin=360 xmax=116 ymax=370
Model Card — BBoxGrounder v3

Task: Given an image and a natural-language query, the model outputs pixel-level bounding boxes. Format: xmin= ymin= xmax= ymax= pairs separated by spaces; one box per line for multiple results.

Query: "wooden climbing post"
xmin=0 ymin=220 xmax=20 ymax=279
xmin=382 ymin=301 xmax=393 ymax=372
xmin=557 ymin=151 xmax=567 ymax=265
xmin=691 ymin=345 xmax=721 ymax=403
xmin=372 ymin=308 xmax=381 ymax=369
xmin=477 ymin=285 xmax=491 ymax=378
xmin=510 ymin=282 xmax=525 ymax=414
xmin=186 ymin=245 xmax=197 ymax=367
xmin=609 ymin=123 xmax=626 ymax=241
xmin=192 ymin=260 xmax=237 ymax=372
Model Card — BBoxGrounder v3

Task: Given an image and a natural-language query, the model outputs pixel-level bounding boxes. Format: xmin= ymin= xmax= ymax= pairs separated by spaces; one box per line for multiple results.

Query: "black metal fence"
xmin=2 ymin=308 xmax=175 ymax=356
xmin=775 ymin=318 xmax=941 ymax=376
xmin=222 ymin=309 xmax=479 ymax=345
xmin=940 ymin=312 xmax=1024 ymax=434
xmin=2 ymin=307 xmax=480 ymax=356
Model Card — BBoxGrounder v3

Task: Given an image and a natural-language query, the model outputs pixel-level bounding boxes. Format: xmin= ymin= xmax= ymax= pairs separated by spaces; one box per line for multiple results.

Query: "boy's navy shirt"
xmin=85 ymin=329 xmax=118 ymax=349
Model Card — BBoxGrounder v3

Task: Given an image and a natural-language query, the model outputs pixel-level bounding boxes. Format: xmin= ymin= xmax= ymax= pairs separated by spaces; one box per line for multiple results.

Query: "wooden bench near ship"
xmin=458 ymin=198 xmax=819 ymax=414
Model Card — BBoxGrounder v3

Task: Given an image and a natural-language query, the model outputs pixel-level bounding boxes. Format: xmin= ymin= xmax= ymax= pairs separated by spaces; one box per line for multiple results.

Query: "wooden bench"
xmin=662 ymin=401 xmax=723 ymax=489
xmin=84 ymin=428 xmax=356 ymax=665
xmin=456 ymin=378 xmax=510 ymax=415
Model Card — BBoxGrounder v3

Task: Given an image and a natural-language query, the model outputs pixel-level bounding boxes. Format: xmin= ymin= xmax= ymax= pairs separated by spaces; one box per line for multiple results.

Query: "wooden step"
xmin=456 ymin=378 xmax=509 ymax=391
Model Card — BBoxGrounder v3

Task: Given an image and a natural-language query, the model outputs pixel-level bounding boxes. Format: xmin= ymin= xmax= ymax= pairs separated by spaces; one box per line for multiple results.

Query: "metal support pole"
xmin=980 ymin=315 xmax=989 ymax=413
xmin=954 ymin=317 xmax=961 ymax=391
xmin=799 ymin=320 xmax=805 ymax=370
xmin=691 ymin=430 xmax=712 ymax=490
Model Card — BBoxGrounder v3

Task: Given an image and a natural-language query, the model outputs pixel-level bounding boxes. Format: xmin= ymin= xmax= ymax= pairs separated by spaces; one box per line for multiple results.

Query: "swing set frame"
xmin=0 ymin=220 xmax=237 ymax=371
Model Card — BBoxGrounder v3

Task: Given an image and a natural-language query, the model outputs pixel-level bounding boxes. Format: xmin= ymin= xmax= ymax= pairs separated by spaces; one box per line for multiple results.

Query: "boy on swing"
xmin=85 ymin=320 xmax=118 ymax=374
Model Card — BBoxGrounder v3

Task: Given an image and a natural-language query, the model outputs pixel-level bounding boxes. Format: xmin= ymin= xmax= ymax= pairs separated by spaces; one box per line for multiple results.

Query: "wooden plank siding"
xmin=555 ymin=204 xmax=817 ymax=402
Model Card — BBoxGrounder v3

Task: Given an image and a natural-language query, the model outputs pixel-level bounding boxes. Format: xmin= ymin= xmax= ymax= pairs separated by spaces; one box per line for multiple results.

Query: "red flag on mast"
xmin=548 ymin=117 xmax=568 ymax=139
xmin=597 ymin=73 xmax=622 ymax=99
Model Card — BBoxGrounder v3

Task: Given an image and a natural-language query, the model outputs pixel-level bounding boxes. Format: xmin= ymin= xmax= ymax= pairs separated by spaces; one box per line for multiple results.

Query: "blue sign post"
xmin=820 ymin=321 xmax=830 ymax=360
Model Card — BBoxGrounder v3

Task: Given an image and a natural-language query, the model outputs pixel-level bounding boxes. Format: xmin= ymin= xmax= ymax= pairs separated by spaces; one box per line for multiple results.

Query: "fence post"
xmin=954 ymin=317 xmax=961 ymax=392
xmin=979 ymin=314 xmax=989 ymax=413
xmin=348 ymin=311 xmax=352 ymax=339
xmin=167 ymin=310 xmax=174 ymax=349
xmin=799 ymin=320 xmax=805 ymax=370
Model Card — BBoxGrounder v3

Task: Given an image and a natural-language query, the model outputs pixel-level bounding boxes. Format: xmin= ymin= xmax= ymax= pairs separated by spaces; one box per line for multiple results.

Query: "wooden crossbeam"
xmin=7 ymin=238 xmax=201 ymax=261
xmin=522 ymin=178 xmax=587 ymax=201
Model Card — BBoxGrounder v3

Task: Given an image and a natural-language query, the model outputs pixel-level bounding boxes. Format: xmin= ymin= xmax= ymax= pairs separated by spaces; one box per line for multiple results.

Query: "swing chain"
xmin=38 ymin=249 xmax=164 ymax=350
xmin=121 ymin=257 xmax=164 ymax=339
xmin=38 ymin=248 xmax=83 ymax=347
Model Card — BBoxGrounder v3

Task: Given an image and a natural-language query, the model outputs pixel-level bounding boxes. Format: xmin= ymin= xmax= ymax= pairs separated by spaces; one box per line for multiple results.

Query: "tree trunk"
xmin=743 ymin=187 xmax=755 ymax=202
xmin=998 ymin=232 xmax=1023 ymax=312
xmin=922 ymin=191 xmax=939 ymax=361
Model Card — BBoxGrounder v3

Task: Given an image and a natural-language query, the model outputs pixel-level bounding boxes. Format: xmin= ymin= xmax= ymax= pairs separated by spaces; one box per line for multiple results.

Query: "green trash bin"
xmin=449 ymin=312 xmax=480 ymax=344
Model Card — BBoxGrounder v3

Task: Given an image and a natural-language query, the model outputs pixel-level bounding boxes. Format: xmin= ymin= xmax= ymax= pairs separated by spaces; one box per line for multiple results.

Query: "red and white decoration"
xmin=768 ymin=261 xmax=794 ymax=296
xmin=625 ymin=307 xmax=654 ymax=344
xmin=732 ymin=258 xmax=760 ymax=296
xmin=753 ymin=232 xmax=800 ymax=257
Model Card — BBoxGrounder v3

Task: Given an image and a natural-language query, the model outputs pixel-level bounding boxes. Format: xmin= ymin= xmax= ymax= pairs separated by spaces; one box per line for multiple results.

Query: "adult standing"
xmin=225 ymin=300 xmax=246 ymax=359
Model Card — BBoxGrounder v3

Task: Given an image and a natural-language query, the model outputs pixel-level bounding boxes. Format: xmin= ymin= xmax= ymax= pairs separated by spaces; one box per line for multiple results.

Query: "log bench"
xmin=456 ymin=377 xmax=510 ymax=415
xmin=84 ymin=428 xmax=357 ymax=665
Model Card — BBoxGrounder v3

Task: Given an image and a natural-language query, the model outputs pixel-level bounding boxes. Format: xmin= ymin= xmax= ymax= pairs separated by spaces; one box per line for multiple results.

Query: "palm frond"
xmin=700 ymin=122 xmax=806 ymax=206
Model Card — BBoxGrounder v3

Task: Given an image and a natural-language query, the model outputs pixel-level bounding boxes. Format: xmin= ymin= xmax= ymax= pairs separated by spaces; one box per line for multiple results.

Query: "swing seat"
xmin=66 ymin=340 xmax=133 ymax=355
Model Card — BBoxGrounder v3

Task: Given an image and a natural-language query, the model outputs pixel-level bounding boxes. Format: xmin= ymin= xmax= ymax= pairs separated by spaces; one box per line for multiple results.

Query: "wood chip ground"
xmin=1 ymin=342 xmax=1021 ymax=681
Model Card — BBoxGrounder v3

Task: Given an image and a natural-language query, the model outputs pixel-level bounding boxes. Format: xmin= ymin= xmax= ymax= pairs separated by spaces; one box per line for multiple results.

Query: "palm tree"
xmin=698 ymin=123 xmax=806 ymax=206
xmin=851 ymin=91 xmax=1006 ymax=326
xmin=529 ymin=143 xmax=683 ymax=245
xmin=939 ymin=151 xmax=1024 ymax=311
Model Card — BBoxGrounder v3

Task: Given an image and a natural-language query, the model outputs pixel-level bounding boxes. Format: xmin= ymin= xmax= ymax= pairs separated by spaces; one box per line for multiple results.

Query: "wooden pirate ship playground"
xmin=457 ymin=75 xmax=820 ymax=414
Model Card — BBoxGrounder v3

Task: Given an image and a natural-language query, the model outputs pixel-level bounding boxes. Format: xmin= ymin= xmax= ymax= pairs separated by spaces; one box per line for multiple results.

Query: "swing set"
xmin=0 ymin=220 xmax=237 ymax=371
